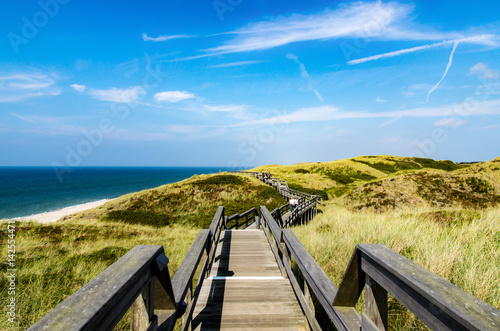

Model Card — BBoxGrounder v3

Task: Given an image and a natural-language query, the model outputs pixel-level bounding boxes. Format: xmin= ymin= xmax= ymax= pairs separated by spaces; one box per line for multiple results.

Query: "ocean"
xmin=0 ymin=166 xmax=244 ymax=219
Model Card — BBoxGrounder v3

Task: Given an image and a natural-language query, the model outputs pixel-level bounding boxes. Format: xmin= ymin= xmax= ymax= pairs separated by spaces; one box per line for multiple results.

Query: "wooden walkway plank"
xmin=191 ymin=229 xmax=307 ymax=330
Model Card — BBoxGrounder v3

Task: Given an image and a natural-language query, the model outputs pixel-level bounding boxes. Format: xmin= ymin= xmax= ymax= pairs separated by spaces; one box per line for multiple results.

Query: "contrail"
xmin=348 ymin=41 xmax=446 ymax=65
xmin=426 ymin=41 xmax=459 ymax=101
xmin=287 ymin=53 xmax=324 ymax=102
xmin=348 ymin=35 xmax=494 ymax=65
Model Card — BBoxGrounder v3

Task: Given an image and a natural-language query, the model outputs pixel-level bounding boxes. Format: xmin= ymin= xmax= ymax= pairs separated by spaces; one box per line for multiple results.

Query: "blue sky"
xmin=1 ymin=0 xmax=500 ymax=167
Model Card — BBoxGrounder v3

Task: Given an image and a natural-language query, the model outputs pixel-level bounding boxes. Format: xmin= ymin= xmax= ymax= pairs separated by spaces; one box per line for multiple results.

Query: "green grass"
xmin=288 ymin=183 xmax=329 ymax=200
xmin=293 ymin=204 xmax=500 ymax=329
xmin=0 ymin=220 xmax=200 ymax=330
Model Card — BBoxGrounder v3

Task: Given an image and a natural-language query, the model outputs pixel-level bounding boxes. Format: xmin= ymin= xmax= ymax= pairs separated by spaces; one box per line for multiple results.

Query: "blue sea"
xmin=0 ymin=167 xmax=245 ymax=219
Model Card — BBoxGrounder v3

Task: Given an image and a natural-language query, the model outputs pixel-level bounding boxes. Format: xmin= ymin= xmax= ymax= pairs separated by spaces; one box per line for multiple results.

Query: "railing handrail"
xmin=259 ymin=206 xmax=321 ymax=330
xmin=30 ymin=207 xmax=227 ymax=331
xmin=225 ymin=207 xmax=259 ymax=229
xmin=277 ymin=226 xmax=500 ymax=331
xmin=239 ymin=170 xmax=323 ymax=202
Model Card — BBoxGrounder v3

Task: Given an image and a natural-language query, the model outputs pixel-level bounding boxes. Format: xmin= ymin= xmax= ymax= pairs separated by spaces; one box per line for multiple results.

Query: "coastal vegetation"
xmin=1 ymin=156 xmax=499 ymax=330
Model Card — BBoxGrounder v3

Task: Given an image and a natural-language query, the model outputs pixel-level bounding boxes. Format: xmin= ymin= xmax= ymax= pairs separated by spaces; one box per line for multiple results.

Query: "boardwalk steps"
xmin=29 ymin=173 xmax=500 ymax=330
xmin=191 ymin=229 xmax=306 ymax=330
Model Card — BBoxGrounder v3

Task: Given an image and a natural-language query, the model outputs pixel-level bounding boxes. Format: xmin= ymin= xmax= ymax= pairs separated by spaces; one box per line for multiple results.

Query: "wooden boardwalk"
xmin=191 ymin=229 xmax=306 ymax=330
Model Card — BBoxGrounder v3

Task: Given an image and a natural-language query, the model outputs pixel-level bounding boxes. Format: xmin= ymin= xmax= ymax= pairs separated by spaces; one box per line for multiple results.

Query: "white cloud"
xmin=70 ymin=84 xmax=86 ymax=92
xmin=155 ymin=90 xmax=196 ymax=103
xmin=142 ymin=33 xmax=194 ymax=42
xmin=287 ymin=53 xmax=323 ymax=102
xmin=204 ymin=104 xmax=247 ymax=112
xmin=234 ymin=98 xmax=500 ymax=127
xmin=434 ymin=118 xmax=467 ymax=127
xmin=207 ymin=2 xmax=410 ymax=54
xmin=107 ymin=128 xmax=171 ymax=141
xmin=0 ymin=72 xmax=61 ymax=102
xmin=376 ymin=97 xmax=387 ymax=103
xmin=89 ymin=86 xmax=146 ymax=103
xmin=203 ymin=2 xmax=497 ymax=58
xmin=208 ymin=60 xmax=265 ymax=68
xmin=469 ymin=62 xmax=499 ymax=80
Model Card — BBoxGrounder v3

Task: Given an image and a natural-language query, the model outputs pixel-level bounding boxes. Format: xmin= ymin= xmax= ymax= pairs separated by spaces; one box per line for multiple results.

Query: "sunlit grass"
xmin=293 ymin=202 xmax=500 ymax=329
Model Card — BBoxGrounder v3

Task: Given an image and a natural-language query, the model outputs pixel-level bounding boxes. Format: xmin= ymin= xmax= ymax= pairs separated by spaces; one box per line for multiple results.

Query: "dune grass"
xmin=293 ymin=202 xmax=500 ymax=329
xmin=0 ymin=219 xmax=200 ymax=330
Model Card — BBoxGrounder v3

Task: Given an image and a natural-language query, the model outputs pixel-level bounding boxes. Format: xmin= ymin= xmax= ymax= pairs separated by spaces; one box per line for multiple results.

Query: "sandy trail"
xmin=12 ymin=199 xmax=113 ymax=224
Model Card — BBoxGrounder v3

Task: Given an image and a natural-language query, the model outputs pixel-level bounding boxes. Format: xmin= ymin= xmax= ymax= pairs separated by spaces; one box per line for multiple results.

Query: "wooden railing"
xmin=270 ymin=197 xmax=317 ymax=227
xmin=231 ymin=170 xmax=317 ymax=201
xmin=29 ymin=207 xmax=227 ymax=331
xmin=28 ymin=245 xmax=177 ymax=331
xmin=225 ymin=207 xmax=259 ymax=229
xmin=259 ymin=205 xmax=500 ymax=331
xmin=247 ymin=171 xmax=323 ymax=203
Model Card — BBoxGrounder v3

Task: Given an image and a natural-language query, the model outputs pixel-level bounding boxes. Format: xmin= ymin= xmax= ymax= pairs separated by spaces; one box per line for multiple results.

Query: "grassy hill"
xmin=253 ymin=155 xmax=500 ymax=210
xmin=65 ymin=173 xmax=286 ymax=228
xmin=0 ymin=173 xmax=286 ymax=330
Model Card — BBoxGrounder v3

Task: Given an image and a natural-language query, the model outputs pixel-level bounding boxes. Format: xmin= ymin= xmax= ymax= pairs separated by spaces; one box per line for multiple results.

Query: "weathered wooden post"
xmin=131 ymin=279 xmax=157 ymax=331
xmin=363 ymin=272 xmax=389 ymax=330
xmin=304 ymin=279 xmax=315 ymax=331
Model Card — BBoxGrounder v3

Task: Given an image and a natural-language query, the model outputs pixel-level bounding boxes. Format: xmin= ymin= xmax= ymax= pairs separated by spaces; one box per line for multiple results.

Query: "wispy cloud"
xmin=201 ymin=2 xmax=497 ymax=58
xmin=286 ymin=53 xmax=323 ymax=102
xmin=88 ymin=86 xmax=146 ymax=103
xmin=142 ymin=33 xmax=195 ymax=42
xmin=376 ymin=97 xmax=387 ymax=103
xmin=206 ymin=2 xmax=408 ymax=54
xmin=234 ymin=99 xmax=500 ymax=127
xmin=204 ymin=104 xmax=247 ymax=112
xmin=469 ymin=62 xmax=499 ymax=80
xmin=106 ymin=128 xmax=171 ymax=141
xmin=208 ymin=60 xmax=265 ymax=68
xmin=0 ymin=72 xmax=61 ymax=102
xmin=154 ymin=90 xmax=196 ymax=103
xmin=70 ymin=84 xmax=86 ymax=92
xmin=71 ymin=84 xmax=146 ymax=103
xmin=166 ymin=125 xmax=196 ymax=134
xmin=427 ymin=41 xmax=459 ymax=101
xmin=10 ymin=112 xmax=84 ymax=136
xmin=348 ymin=35 xmax=495 ymax=65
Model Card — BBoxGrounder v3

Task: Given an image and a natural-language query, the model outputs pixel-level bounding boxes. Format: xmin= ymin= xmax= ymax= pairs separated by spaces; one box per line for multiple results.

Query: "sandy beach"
xmin=12 ymin=199 xmax=113 ymax=224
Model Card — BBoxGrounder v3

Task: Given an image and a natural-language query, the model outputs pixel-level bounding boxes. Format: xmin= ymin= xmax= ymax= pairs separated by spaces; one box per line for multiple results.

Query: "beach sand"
xmin=14 ymin=199 xmax=113 ymax=224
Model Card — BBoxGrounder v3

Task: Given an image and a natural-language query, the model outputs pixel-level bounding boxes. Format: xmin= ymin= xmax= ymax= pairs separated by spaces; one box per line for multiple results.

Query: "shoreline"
xmin=8 ymin=199 xmax=115 ymax=224
xmin=0 ymin=166 xmax=238 ymax=222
